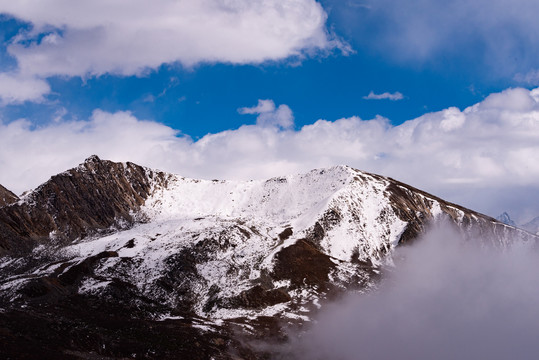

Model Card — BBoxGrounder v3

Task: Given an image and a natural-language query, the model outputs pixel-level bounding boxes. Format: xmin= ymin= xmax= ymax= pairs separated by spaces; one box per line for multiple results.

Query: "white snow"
xmin=78 ymin=277 xmax=112 ymax=295
xmin=2 ymin=164 xmax=470 ymax=321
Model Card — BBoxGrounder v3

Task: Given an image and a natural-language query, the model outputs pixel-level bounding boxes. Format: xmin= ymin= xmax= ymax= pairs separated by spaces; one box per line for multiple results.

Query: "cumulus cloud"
xmin=0 ymin=0 xmax=344 ymax=78
xmin=0 ymin=110 xmax=181 ymax=190
xmin=1 ymin=88 xmax=539 ymax=221
xmin=238 ymin=99 xmax=294 ymax=129
xmin=0 ymin=72 xmax=50 ymax=104
xmin=283 ymin=223 xmax=539 ymax=360
xmin=363 ymin=91 xmax=404 ymax=101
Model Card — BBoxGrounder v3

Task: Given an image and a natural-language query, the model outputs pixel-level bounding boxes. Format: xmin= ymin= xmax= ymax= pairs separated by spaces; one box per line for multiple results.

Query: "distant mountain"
xmin=496 ymin=212 xmax=516 ymax=226
xmin=0 ymin=156 xmax=535 ymax=359
xmin=496 ymin=212 xmax=539 ymax=235
xmin=521 ymin=216 xmax=539 ymax=235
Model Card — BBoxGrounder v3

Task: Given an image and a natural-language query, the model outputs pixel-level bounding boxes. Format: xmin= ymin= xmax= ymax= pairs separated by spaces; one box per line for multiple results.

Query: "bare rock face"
xmin=0 ymin=155 xmax=168 ymax=255
xmin=0 ymin=184 xmax=18 ymax=208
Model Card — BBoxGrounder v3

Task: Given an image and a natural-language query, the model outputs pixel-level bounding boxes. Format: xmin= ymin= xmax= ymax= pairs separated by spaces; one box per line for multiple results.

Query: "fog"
xmin=281 ymin=224 xmax=539 ymax=359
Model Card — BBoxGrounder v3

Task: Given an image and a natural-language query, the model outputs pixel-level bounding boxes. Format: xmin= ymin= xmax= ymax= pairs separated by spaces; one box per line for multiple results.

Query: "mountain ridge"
xmin=0 ymin=156 xmax=536 ymax=359
xmin=0 ymin=183 xmax=18 ymax=208
xmin=0 ymin=155 xmax=169 ymax=255
xmin=521 ymin=216 xmax=539 ymax=235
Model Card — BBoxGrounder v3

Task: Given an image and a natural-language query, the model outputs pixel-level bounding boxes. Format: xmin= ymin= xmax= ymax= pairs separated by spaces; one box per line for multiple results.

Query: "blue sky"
xmin=1 ymin=0 xmax=539 ymax=223
xmin=2 ymin=53 xmax=490 ymax=137
xmin=1 ymin=0 xmax=528 ymax=136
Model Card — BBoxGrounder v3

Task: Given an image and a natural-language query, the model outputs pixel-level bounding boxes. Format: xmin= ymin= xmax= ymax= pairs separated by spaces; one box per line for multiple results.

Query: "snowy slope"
xmin=0 ymin=160 xmax=534 ymax=326
xmin=140 ymin=166 xmax=408 ymax=263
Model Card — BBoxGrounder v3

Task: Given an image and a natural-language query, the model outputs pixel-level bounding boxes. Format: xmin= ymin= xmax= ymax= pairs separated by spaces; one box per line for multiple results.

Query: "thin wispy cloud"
xmin=363 ymin=91 xmax=404 ymax=101
xmin=514 ymin=69 xmax=539 ymax=86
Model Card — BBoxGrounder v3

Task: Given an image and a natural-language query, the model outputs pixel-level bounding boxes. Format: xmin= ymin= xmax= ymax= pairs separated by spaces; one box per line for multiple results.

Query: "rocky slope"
xmin=0 ymin=155 xmax=168 ymax=255
xmin=0 ymin=156 xmax=535 ymax=359
xmin=0 ymin=184 xmax=18 ymax=208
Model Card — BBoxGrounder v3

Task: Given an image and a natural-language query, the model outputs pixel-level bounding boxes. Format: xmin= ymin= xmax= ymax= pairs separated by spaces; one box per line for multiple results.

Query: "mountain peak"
xmin=84 ymin=154 xmax=102 ymax=163
xmin=0 ymin=184 xmax=18 ymax=208
xmin=496 ymin=212 xmax=516 ymax=226
xmin=521 ymin=216 xmax=539 ymax=235
xmin=0 ymin=157 xmax=168 ymax=254
xmin=1 ymin=157 xmax=537 ymax=358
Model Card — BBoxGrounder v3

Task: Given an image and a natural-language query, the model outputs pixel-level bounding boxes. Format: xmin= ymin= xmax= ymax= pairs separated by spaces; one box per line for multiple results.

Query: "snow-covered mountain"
xmin=521 ymin=216 xmax=539 ymax=235
xmin=496 ymin=212 xmax=516 ymax=227
xmin=0 ymin=156 xmax=535 ymax=359
xmin=497 ymin=212 xmax=539 ymax=235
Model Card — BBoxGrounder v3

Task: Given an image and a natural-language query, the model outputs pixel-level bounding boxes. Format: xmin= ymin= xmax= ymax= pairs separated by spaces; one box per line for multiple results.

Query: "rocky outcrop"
xmin=0 ymin=184 xmax=18 ymax=208
xmin=0 ymin=155 xmax=168 ymax=255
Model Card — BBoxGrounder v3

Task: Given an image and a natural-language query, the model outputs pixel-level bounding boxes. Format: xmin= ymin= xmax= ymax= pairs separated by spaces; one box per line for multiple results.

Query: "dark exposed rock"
xmin=221 ymin=285 xmax=291 ymax=309
xmin=383 ymin=177 xmax=515 ymax=245
xmin=0 ymin=184 xmax=18 ymax=208
xmin=272 ymin=239 xmax=336 ymax=290
xmin=278 ymin=227 xmax=293 ymax=241
xmin=0 ymin=156 xmax=168 ymax=255
xmin=308 ymin=209 xmax=341 ymax=244
xmin=58 ymin=251 xmax=119 ymax=286
xmin=0 ymin=299 xmax=264 ymax=360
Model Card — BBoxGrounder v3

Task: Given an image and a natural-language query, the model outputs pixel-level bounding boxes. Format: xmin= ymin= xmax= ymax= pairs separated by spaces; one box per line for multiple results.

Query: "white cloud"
xmin=2 ymin=88 xmax=539 ymax=222
xmin=238 ymin=99 xmax=294 ymax=129
xmin=363 ymin=91 xmax=404 ymax=101
xmin=0 ymin=0 xmax=344 ymax=78
xmin=0 ymin=73 xmax=50 ymax=104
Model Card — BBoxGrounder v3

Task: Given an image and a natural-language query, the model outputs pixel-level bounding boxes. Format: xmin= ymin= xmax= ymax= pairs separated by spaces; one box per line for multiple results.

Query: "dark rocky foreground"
xmin=1 ymin=157 xmax=536 ymax=359
xmin=0 ymin=247 xmax=286 ymax=359
xmin=0 ymin=299 xmax=279 ymax=360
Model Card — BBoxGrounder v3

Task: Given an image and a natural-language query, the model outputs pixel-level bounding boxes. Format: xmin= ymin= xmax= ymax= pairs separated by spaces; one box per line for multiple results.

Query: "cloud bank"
xmin=283 ymin=224 xmax=539 ymax=360
xmin=1 ymin=88 xmax=539 ymax=221
xmin=1 ymin=0 xmax=342 ymax=79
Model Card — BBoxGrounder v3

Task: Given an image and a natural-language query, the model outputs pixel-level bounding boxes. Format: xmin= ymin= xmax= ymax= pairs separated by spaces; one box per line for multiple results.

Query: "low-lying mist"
xmin=280 ymin=224 xmax=539 ymax=359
